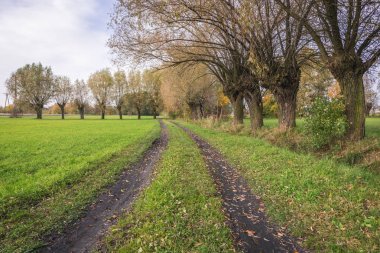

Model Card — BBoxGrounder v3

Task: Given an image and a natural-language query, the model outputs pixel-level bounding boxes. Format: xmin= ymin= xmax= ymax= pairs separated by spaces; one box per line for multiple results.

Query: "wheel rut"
xmin=39 ymin=120 xmax=168 ymax=253
xmin=175 ymin=122 xmax=307 ymax=253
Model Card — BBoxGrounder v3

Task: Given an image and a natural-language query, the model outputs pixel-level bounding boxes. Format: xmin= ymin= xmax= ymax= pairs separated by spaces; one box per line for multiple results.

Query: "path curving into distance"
xmin=175 ymin=122 xmax=307 ymax=253
xmin=40 ymin=120 xmax=168 ymax=253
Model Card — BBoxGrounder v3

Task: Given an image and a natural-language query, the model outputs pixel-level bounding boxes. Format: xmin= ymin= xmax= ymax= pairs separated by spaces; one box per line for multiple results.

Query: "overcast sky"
xmin=0 ymin=0 xmax=116 ymax=106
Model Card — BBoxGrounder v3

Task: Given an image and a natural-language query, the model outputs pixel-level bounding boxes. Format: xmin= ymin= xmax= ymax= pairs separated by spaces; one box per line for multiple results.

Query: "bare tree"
xmin=5 ymin=72 xmax=21 ymax=117
xmin=73 ymin=79 xmax=89 ymax=119
xmin=127 ymin=71 xmax=145 ymax=119
xmin=6 ymin=63 xmax=55 ymax=119
xmin=277 ymin=0 xmax=380 ymax=139
xmin=143 ymin=70 xmax=163 ymax=119
xmin=112 ymin=70 xmax=128 ymax=119
xmin=88 ymin=69 xmax=113 ymax=119
xmin=109 ymin=0 xmax=263 ymax=130
xmin=54 ymin=76 xmax=72 ymax=119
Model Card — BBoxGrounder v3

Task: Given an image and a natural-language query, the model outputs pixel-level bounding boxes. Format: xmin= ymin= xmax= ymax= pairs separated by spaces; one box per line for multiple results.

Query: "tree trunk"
xmin=36 ymin=105 xmax=43 ymax=119
xmin=337 ymin=73 xmax=366 ymax=140
xmin=101 ymin=109 xmax=105 ymax=119
xmin=59 ymin=104 xmax=65 ymax=119
xmin=137 ymin=107 xmax=141 ymax=119
xmin=230 ymin=92 xmax=244 ymax=125
xmin=117 ymin=106 xmax=122 ymax=120
xmin=244 ymin=90 xmax=263 ymax=132
xmin=272 ymin=87 xmax=297 ymax=130
xmin=79 ymin=107 xmax=85 ymax=119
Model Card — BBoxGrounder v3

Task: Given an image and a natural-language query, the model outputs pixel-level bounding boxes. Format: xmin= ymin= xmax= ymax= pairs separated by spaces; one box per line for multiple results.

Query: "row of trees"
xmin=5 ymin=63 xmax=162 ymax=119
xmin=109 ymin=0 xmax=380 ymax=140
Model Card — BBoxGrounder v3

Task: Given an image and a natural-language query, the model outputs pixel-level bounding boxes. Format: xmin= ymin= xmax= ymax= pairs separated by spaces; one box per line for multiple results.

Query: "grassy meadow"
xmin=180 ymin=121 xmax=380 ymax=252
xmin=0 ymin=116 xmax=160 ymax=252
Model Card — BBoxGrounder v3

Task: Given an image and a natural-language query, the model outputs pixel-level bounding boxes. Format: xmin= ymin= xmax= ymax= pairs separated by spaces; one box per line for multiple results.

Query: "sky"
xmin=0 ymin=0 xmax=116 ymax=106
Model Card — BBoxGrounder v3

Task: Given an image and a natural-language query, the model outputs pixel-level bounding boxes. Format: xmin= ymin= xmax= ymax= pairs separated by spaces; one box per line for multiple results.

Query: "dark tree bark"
xmin=229 ymin=92 xmax=244 ymax=125
xmin=79 ymin=107 xmax=85 ymax=119
xmin=335 ymin=71 xmax=366 ymax=140
xmin=137 ymin=107 xmax=141 ymax=119
xmin=244 ymin=89 xmax=263 ymax=132
xmin=269 ymin=69 xmax=300 ymax=130
xmin=35 ymin=105 xmax=43 ymax=119
xmin=117 ymin=106 xmax=122 ymax=120
xmin=58 ymin=104 xmax=65 ymax=119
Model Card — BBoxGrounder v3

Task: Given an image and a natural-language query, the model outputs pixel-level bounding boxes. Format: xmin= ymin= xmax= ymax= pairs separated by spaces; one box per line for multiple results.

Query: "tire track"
xmin=175 ymin=122 xmax=307 ymax=253
xmin=40 ymin=120 xmax=168 ymax=253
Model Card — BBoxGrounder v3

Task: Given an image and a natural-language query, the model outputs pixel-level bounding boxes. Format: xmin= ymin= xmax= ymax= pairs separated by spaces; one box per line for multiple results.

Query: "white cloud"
xmin=0 ymin=0 xmax=116 ymax=105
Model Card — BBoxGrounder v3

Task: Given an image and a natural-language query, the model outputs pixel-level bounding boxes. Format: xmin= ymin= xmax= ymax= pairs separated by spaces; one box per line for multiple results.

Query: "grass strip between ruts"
xmin=101 ymin=121 xmax=235 ymax=252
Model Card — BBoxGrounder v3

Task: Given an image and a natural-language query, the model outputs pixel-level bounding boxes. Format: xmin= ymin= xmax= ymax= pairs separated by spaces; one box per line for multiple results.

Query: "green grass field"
xmin=0 ymin=117 xmax=160 ymax=252
xmin=102 ymin=121 xmax=234 ymax=252
xmin=180 ymin=121 xmax=380 ymax=252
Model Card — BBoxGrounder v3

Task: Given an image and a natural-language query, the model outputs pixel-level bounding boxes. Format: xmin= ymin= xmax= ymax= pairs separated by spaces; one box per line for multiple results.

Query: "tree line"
xmin=109 ymin=0 xmax=380 ymax=140
xmin=5 ymin=63 xmax=162 ymax=119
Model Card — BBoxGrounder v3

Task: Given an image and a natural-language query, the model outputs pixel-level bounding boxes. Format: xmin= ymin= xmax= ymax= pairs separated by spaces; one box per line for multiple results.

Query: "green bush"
xmin=305 ymin=97 xmax=347 ymax=149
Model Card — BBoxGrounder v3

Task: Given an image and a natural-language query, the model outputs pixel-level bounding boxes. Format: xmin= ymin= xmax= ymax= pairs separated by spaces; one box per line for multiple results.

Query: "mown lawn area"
xmin=101 ymin=121 xmax=234 ymax=252
xmin=180 ymin=121 xmax=380 ymax=252
xmin=0 ymin=117 xmax=160 ymax=252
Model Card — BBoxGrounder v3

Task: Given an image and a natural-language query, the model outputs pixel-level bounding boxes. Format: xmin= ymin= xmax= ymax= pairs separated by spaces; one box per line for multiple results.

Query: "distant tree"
xmin=127 ymin=71 xmax=145 ymax=119
xmin=73 ymin=79 xmax=90 ymax=119
xmin=363 ymin=74 xmax=378 ymax=116
xmin=88 ymin=69 xmax=113 ymax=119
xmin=6 ymin=63 xmax=55 ymax=119
xmin=5 ymin=73 xmax=22 ymax=117
xmin=112 ymin=70 xmax=128 ymax=119
xmin=297 ymin=64 xmax=335 ymax=115
xmin=143 ymin=70 xmax=163 ymax=119
xmin=54 ymin=76 xmax=72 ymax=119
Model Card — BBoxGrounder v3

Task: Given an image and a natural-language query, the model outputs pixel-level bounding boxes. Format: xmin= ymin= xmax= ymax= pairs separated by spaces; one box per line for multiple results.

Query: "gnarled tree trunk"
xmin=337 ymin=73 xmax=366 ymax=140
xmin=229 ymin=92 xmax=244 ymax=125
xmin=244 ymin=89 xmax=263 ymax=132
xmin=271 ymin=69 xmax=300 ymax=131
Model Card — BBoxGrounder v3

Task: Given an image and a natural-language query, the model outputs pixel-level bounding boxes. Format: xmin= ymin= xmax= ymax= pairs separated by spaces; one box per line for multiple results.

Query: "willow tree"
xmin=143 ymin=70 xmax=163 ymax=119
xmin=109 ymin=0 xmax=263 ymax=130
xmin=238 ymin=0 xmax=311 ymax=130
xmin=88 ymin=69 xmax=113 ymax=119
xmin=73 ymin=79 xmax=90 ymax=119
xmin=112 ymin=70 xmax=128 ymax=119
xmin=54 ymin=76 xmax=72 ymax=119
xmin=277 ymin=0 xmax=380 ymax=140
xmin=6 ymin=63 xmax=55 ymax=119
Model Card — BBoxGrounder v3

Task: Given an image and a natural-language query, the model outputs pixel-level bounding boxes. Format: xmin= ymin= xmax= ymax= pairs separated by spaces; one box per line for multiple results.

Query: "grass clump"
xmin=101 ymin=122 xmax=235 ymax=252
xmin=180 ymin=121 xmax=380 ymax=252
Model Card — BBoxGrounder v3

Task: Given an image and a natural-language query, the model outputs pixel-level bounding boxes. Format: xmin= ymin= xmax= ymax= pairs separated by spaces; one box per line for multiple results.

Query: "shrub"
xmin=304 ymin=97 xmax=347 ymax=149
